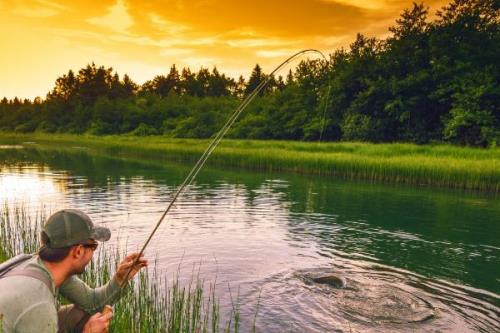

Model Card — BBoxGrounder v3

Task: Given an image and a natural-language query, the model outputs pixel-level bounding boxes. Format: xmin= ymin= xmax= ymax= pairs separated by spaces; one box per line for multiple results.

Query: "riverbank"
xmin=0 ymin=133 xmax=498 ymax=193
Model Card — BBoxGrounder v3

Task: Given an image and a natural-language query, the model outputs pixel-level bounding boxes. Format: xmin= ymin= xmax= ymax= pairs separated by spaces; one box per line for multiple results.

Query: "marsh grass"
xmin=0 ymin=133 xmax=498 ymax=193
xmin=0 ymin=205 xmax=242 ymax=332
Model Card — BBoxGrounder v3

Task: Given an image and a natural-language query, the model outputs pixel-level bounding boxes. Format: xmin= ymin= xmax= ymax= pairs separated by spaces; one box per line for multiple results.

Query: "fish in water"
xmin=312 ymin=275 xmax=347 ymax=289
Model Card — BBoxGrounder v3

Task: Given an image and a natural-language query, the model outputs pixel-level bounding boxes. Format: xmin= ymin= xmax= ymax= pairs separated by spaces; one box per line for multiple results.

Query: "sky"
xmin=0 ymin=0 xmax=448 ymax=99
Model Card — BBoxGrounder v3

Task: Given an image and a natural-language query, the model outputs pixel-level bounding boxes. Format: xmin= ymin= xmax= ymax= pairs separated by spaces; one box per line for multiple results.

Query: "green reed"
xmin=0 ymin=205 xmax=241 ymax=332
xmin=1 ymin=133 xmax=498 ymax=193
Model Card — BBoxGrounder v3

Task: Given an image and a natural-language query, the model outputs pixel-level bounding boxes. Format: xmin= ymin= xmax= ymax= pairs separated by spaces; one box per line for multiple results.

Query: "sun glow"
xmin=0 ymin=167 xmax=65 ymax=206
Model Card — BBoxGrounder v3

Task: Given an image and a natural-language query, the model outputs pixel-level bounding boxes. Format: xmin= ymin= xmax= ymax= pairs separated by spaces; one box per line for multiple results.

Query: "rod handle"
xmin=102 ymin=305 xmax=113 ymax=333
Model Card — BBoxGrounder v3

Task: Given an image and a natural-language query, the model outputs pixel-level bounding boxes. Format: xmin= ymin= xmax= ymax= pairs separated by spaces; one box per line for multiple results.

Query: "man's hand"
xmin=83 ymin=310 xmax=113 ymax=333
xmin=114 ymin=252 xmax=148 ymax=286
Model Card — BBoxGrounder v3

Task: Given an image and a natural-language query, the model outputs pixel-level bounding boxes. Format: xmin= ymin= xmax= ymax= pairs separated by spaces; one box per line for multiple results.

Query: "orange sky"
xmin=0 ymin=0 xmax=448 ymax=99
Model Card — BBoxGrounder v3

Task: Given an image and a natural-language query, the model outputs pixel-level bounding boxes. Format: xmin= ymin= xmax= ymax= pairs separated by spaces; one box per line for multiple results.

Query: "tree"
xmin=48 ymin=69 xmax=76 ymax=101
xmin=180 ymin=68 xmax=198 ymax=95
xmin=89 ymin=96 xmax=121 ymax=134
xmin=443 ymin=70 xmax=499 ymax=146
xmin=121 ymin=74 xmax=138 ymax=97
xmin=1 ymin=0 xmax=498 ymax=144
xmin=75 ymin=63 xmax=115 ymax=106
xmin=244 ymin=64 xmax=265 ymax=96
xmin=234 ymin=75 xmax=246 ymax=99
xmin=207 ymin=67 xmax=232 ymax=97
xmin=196 ymin=68 xmax=210 ymax=97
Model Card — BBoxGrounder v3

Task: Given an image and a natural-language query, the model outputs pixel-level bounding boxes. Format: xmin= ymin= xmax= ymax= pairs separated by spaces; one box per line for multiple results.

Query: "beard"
xmin=73 ymin=264 xmax=86 ymax=275
xmin=72 ymin=257 xmax=91 ymax=275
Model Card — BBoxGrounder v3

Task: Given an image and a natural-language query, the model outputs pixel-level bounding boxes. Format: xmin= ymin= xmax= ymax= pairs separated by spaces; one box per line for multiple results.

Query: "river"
xmin=0 ymin=144 xmax=498 ymax=332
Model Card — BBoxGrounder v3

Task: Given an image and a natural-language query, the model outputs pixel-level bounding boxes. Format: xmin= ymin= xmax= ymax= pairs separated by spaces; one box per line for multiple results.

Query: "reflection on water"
xmin=0 ymin=168 xmax=63 ymax=204
xmin=0 ymin=146 xmax=499 ymax=332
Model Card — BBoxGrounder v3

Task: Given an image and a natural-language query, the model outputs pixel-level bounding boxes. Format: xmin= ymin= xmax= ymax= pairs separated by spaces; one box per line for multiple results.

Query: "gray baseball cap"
xmin=43 ymin=209 xmax=111 ymax=248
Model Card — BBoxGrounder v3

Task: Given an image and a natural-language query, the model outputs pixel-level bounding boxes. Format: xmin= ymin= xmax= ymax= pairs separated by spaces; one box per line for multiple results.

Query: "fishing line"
xmin=319 ymin=84 xmax=332 ymax=142
xmin=119 ymin=49 xmax=331 ymax=288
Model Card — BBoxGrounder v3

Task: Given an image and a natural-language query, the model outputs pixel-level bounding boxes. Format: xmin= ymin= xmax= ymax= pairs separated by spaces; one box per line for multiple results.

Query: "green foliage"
xmin=131 ymin=123 xmax=160 ymax=136
xmin=37 ymin=120 xmax=58 ymax=133
xmin=443 ymin=70 xmax=499 ymax=146
xmin=1 ymin=133 xmax=498 ymax=192
xmin=341 ymin=113 xmax=375 ymax=141
xmin=0 ymin=0 xmax=498 ymax=146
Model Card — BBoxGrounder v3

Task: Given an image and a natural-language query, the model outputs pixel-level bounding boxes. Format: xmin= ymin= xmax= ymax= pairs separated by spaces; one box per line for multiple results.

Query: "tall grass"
xmin=0 ymin=133 xmax=498 ymax=193
xmin=0 ymin=205 xmax=241 ymax=332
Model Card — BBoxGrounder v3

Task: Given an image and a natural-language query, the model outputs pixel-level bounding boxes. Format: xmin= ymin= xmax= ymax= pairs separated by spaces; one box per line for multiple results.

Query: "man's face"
xmin=73 ymin=239 xmax=98 ymax=274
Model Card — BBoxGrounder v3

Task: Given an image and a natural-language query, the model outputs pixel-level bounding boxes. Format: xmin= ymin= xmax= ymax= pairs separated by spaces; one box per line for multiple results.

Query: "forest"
xmin=0 ymin=0 xmax=498 ymax=146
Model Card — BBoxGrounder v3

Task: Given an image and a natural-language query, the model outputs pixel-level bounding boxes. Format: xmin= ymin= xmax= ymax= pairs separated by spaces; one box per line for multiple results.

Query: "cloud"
xmin=226 ymin=38 xmax=297 ymax=48
xmin=126 ymin=0 xmax=371 ymax=38
xmin=36 ymin=0 xmax=67 ymax=11
xmin=1 ymin=0 xmax=453 ymax=98
xmin=181 ymin=56 xmax=218 ymax=69
xmin=256 ymin=49 xmax=300 ymax=58
xmin=87 ymin=0 xmax=133 ymax=33
xmin=159 ymin=48 xmax=192 ymax=57
xmin=320 ymin=0 xmax=386 ymax=10
xmin=9 ymin=0 xmax=66 ymax=17
xmin=149 ymin=13 xmax=189 ymax=35
xmin=316 ymin=35 xmax=353 ymax=48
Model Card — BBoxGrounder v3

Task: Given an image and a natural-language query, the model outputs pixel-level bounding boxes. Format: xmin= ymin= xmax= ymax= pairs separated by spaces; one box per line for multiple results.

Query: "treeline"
xmin=1 ymin=0 xmax=498 ymax=146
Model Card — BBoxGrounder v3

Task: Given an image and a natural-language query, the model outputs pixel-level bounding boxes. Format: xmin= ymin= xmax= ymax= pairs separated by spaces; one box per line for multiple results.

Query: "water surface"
xmin=0 ymin=145 xmax=498 ymax=332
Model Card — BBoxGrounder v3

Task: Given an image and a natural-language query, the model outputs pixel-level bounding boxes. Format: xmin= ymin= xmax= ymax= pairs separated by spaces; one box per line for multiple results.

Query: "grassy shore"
xmin=0 ymin=205 xmax=243 ymax=332
xmin=0 ymin=132 xmax=498 ymax=193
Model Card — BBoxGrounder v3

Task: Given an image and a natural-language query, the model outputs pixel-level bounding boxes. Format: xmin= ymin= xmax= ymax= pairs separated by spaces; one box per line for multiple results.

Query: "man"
xmin=0 ymin=209 xmax=148 ymax=333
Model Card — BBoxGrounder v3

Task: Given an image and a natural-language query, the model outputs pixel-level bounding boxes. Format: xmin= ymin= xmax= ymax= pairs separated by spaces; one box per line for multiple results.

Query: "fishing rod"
xmin=119 ymin=49 xmax=331 ymax=287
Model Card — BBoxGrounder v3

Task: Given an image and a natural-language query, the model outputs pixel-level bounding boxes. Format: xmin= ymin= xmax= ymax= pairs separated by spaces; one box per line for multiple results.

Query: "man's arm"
xmin=59 ymin=253 xmax=147 ymax=314
xmin=59 ymin=275 xmax=123 ymax=314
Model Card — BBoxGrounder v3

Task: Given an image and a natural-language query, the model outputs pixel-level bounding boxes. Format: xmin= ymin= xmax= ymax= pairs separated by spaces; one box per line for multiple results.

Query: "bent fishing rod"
xmin=119 ymin=49 xmax=330 ymax=287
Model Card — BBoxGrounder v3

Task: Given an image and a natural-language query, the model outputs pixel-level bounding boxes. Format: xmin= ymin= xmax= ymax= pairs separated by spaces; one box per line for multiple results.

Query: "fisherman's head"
xmin=39 ymin=209 xmax=111 ymax=274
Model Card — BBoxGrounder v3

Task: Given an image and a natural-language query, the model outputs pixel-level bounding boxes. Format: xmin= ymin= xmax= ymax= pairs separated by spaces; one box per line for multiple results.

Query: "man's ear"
xmin=70 ymin=245 xmax=83 ymax=259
